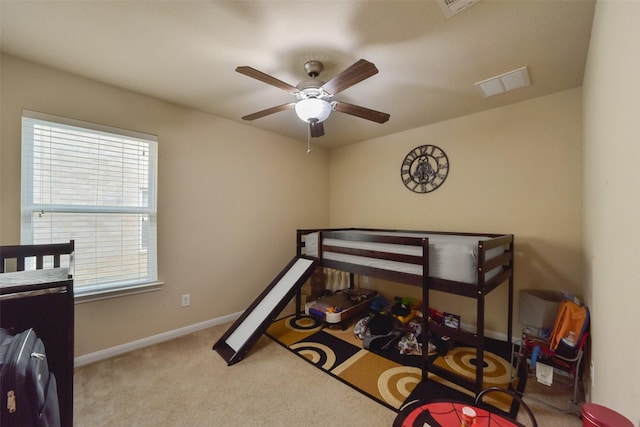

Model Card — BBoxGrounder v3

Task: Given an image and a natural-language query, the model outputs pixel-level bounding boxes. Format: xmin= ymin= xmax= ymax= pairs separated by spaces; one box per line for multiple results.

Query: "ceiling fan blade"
xmin=333 ymin=101 xmax=390 ymax=124
xmin=321 ymin=59 xmax=379 ymax=95
xmin=236 ymin=66 xmax=300 ymax=94
xmin=241 ymin=103 xmax=295 ymax=121
xmin=309 ymin=120 xmax=325 ymax=138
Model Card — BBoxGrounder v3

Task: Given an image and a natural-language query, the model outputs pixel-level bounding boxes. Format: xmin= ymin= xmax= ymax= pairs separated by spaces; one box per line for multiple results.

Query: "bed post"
xmin=507 ymin=236 xmax=514 ymax=348
xmin=421 ymin=237 xmax=430 ymax=380
xmin=317 ymin=230 xmax=324 ymax=262
xmin=295 ymin=231 xmax=303 ymax=318
xmin=476 ymin=242 xmax=487 ymax=394
xmin=476 ymin=291 xmax=486 ymax=394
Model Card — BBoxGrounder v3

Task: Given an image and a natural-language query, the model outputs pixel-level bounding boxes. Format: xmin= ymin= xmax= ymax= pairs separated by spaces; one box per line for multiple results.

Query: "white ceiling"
xmin=0 ymin=0 xmax=595 ymax=149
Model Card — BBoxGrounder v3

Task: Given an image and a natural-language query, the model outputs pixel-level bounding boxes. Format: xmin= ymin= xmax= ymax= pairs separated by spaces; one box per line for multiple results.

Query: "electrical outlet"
xmin=181 ymin=294 xmax=190 ymax=307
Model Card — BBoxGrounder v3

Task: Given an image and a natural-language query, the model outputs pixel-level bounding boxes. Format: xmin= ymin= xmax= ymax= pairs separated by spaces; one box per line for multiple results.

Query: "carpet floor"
xmin=73 ymin=316 xmax=584 ymax=426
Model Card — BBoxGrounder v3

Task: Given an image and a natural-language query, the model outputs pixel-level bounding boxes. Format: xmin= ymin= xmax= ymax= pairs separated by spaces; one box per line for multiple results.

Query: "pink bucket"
xmin=582 ymin=403 xmax=633 ymax=427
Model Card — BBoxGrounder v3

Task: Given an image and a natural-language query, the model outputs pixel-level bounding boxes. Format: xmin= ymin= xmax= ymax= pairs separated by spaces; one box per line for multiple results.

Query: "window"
xmin=21 ymin=110 xmax=159 ymax=300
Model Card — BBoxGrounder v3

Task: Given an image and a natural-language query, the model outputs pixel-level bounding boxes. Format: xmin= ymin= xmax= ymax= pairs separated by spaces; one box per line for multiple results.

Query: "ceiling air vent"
xmin=474 ymin=66 xmax=531 ymax=98
xmin=437 ymin=0 xmax=482 ymax=18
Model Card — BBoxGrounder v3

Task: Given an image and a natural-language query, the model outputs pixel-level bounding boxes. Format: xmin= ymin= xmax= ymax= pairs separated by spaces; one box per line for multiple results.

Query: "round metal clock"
xmin=400 ymin=144 xmax=449 ymax=193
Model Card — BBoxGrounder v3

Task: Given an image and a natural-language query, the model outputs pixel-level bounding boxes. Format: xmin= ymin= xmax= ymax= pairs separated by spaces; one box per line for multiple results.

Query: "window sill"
xmin=74 ymin=281 xmax=164 ymax=304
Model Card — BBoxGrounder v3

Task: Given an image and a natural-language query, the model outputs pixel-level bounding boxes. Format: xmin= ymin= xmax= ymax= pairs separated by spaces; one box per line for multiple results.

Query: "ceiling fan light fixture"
xmin=295 ymin=98 xmax=332 ymax=123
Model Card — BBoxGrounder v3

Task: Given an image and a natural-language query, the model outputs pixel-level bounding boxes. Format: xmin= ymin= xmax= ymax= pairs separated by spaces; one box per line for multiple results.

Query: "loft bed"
xmin=295 ymin=228 xmax=514 ymax=396
xmin=0 ymin=241 xmax=75 ymax=427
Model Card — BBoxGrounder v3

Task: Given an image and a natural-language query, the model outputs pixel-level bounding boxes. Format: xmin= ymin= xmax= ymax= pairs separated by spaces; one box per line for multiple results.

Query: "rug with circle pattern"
xmin=266 ymin=315 xmax=522 ymax=412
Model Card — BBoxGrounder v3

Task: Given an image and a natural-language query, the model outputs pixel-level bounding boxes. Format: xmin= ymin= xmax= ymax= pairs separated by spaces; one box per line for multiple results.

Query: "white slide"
xmin=213 ymin=256 xmax=317 ymax=365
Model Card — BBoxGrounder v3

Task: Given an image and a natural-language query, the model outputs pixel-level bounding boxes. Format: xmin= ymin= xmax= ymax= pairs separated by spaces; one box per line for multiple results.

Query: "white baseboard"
xmin=460 ymin=320 xmax=519 ymax=344
xmin=75 ymin=314 xmax=517 ymax=368
xmin=74 ymin=311 xmax=242 ymax=367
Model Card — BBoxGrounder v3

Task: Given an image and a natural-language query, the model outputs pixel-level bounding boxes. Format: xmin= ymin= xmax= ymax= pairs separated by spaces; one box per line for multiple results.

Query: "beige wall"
xmin=329 ymin=89 xmax=584 ymax=337
xmin=583 ymin=0 xmax=639 ymax=422
xmin=5 ymin=13 xmax=638 ymax=420
xmin=0 ymin=55 xmax=330 ymax=356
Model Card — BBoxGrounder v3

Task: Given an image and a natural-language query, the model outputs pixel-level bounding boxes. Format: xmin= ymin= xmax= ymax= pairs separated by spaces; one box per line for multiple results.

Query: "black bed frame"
xmin=295 ymin=228 xmax=514 ymax=397
xmin=0 ymin=241 xmax=75 ymax=427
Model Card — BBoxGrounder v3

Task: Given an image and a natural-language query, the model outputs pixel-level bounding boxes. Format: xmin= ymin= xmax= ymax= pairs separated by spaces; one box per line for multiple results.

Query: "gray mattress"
xmin=303 ymin=230 xmax=504 ymax=285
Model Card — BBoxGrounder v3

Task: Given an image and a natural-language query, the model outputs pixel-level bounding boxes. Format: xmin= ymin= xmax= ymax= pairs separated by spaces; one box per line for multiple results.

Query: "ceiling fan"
xmin=236 ymin=59 xmax=390 ymax=138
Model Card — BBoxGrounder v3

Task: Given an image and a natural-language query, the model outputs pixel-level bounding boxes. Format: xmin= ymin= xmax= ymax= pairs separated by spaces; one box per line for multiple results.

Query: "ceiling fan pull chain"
xmin=307 ymin=121 xmax=311 ymax=154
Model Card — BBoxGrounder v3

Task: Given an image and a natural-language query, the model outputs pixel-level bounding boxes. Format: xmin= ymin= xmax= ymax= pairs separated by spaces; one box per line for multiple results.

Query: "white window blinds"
xmin=21 ymin=110 xmax=158 ymax=298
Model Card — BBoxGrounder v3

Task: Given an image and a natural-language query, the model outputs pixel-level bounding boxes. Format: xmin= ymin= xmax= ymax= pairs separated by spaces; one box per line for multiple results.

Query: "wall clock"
xmin=400 ymin=144 xmax=449 ymax=193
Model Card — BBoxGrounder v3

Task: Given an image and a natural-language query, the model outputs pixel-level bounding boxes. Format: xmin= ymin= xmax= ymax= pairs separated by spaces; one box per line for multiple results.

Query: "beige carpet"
xmin=74 ymin=320 xmax=583 ymax=426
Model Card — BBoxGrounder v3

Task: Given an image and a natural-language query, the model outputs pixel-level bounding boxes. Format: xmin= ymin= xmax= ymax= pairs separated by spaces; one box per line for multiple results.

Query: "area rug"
xmin=265 ymin=314 xmax=421 ymax=410
xmin=266 ymin=315 xmax=524 ymax=413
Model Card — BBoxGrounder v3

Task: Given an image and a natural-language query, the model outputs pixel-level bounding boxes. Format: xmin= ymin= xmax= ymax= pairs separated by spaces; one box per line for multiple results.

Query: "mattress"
xmin=0 ymin=268 xmax=70 ymax=286
xmin=304 ymin=230 xmax=504 ymax=285
xmin=0 ymin=268 xmax=71 ymax=299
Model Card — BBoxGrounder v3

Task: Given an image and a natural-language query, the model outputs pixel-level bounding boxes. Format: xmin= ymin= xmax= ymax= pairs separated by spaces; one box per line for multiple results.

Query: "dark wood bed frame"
xmin=0 ymin=241 xmax=75 ymax=427
xmin=295 ymin=228 xmax=514 ymax=397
